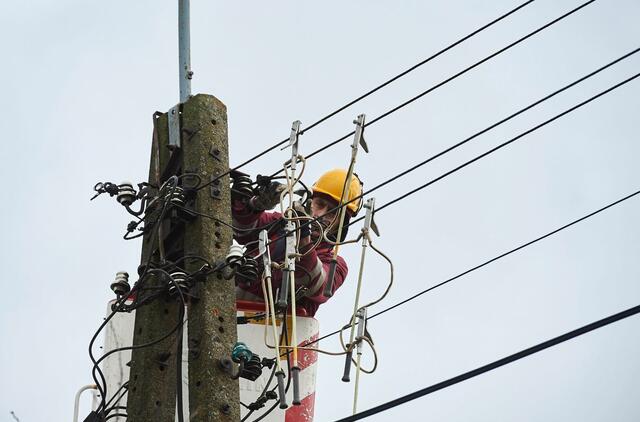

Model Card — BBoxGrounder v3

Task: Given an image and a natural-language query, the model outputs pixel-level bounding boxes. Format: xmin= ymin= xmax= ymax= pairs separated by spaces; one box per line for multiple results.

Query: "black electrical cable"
xmin=350 ymin=47 xmax=640 ymax=211
xmin=104 ymin=406 xmax=127 ymax=417
xmin=276 ymin=0 xmax=596 ymax=171
xmin=240 ymin=360 xmax=278 ymax=421
xmin=333 ymin=302 xmax=640 ymax=422
xmin=302 ymin=187 xmax=640 ymax=347
xmin=91 ymin=297 xmax=186 ymax=415
xmin=90 ymin=177 xmax=179 ymax=413
xmin=195 ymin=0 xmax=535 ymax=193
xmin=301 ymin=0 xmax=535 ymax=134
xmin=349 ymin=69 xmax=640 ymax=225
xmin=240 ymin=309 xmax=289 ymax=421
xmin=103 ymin=382 xmax=129 ymax=415
xmin=90 ymin=293 xmax=129 ymax=413
xmin=372 ymin=195 xmax=640 ymax=320
xmin=91 ymin=268 xmax=186 ymax=415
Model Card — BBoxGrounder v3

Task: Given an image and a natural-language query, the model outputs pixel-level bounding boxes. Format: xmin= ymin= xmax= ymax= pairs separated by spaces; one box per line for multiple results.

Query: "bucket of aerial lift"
xmin=98 ymin=299 xmax=319 ymax=422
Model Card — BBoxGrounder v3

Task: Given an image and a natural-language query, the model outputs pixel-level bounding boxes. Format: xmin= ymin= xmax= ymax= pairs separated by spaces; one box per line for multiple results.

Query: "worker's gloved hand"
xmin=250 ymin=181 xmax=285 ymax=211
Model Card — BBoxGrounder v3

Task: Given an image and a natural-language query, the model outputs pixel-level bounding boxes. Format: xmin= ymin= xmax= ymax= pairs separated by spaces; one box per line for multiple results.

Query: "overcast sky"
xmin=2 ymin=1 xmax=640 ymax=421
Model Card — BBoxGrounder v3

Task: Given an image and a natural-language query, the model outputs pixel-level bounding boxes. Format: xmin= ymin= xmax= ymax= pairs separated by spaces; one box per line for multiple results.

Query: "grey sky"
xmin=1 ymin=1 xmax=639 ymax=421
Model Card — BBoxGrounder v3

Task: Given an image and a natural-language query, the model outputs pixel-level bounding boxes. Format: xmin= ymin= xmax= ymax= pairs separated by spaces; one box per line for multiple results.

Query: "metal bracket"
xmin=362 ymin=198 xmax=379 ymax=237
xmin=258 ymin=230 xmax=272 ymax=279
xmin=284 ymin=221 xmax=296 ymax=273
xmin=209 ymin=145 xmax=222 ymax=162
xmin=353 ymin=114 xmax=368 ymax=153
xmin=355 ymin=307 xmax=368 ymax=354
xmin=168 ymin=105 xmax=181 ymax=149
xmin=210 ymin=174 xmax=222 ymax=200
xmin=282 ymin=120 xmax=301 ymax=171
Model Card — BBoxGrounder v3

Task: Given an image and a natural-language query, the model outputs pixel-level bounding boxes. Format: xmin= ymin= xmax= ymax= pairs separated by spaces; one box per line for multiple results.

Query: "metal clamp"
xmin=168 ymin=105 xmax=181 ymax=149
xmin=352 ymin=114 xmax=368 ymax=154
xmin=258 ymin=230 xmax=272 ymax=279
xmin=362 ymin=198 xmax=377 ymax=238
xmin=282 ymin=120 xmax=301 ymax=167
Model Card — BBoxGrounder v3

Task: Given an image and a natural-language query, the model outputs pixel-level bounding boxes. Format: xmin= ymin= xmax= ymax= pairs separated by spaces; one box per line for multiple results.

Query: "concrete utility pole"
xmin=127 ymin=2 xmax=240 ymax=420
xmin=127 ymin=95 xmax=239 ymax=422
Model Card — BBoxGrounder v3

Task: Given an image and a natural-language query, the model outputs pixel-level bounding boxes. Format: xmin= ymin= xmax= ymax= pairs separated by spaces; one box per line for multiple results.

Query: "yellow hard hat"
xmin=312 ymin=169 xmax=363 ymax=215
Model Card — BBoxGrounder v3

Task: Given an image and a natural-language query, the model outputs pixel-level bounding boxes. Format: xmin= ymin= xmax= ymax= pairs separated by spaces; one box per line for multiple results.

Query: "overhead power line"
xmin=349 ymin=69 xmax=640 ymax=226
xmin=300 ymin=0 xmax=535 ymax=134
xmin=307 ymin=187 xmax=640 ymax=346
xmin=352 ymin=46 xmax=640 ymax=209
xmin=292 ymin=0 xmax=596 ymax=168
xmin=333 ymin=302 xmax=640 ymax=421
xmin=195 ymin=0 xmax=535 ymax=192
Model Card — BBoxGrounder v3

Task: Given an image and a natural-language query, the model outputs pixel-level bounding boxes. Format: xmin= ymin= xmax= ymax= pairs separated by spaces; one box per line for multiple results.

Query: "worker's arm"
xmin=231 ymin=179 xmax=284 ymax=243
xmin=295 ymin=241 xmax=348 ymax=305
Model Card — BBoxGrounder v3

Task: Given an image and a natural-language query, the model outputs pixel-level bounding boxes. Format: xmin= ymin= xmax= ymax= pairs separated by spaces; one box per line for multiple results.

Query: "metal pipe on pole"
xmin=73 ymin=385 xmax=98 ymax=422
xmin=179 ymin=0 xmax=192 ymax=102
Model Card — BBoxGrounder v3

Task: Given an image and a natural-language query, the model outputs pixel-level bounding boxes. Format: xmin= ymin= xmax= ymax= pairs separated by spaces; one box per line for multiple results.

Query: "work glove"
xmin=250 ymin=181 xmax=285 ymax=211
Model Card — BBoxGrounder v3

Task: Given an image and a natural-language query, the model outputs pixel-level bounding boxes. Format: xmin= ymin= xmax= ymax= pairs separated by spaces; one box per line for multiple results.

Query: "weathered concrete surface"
xmin=182 ymin=94 xmax=239 ymax=422
xmin=127 ymin=94 xmax=239 ymax=421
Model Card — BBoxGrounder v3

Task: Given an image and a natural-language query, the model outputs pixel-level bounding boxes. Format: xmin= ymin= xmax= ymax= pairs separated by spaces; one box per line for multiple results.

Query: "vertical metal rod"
xmin=178 ymin=0 xmax=192 ymax=102
xmin=347 ymin=199 xmax=375 ymax=346
xmin=290 ymin=268 xmax=301 ymax=405
xmin=352 ymin=308 xmax=367 ymax=414
xmin=259 ymin=231 xmax=284 ymax=375
xmin=352 ymin=353 xmax=363 ymax=414
xmin=343 ymin=198 xmax=375 ymax=383
xmin=323 ymin=114 xmax=367 ymax=298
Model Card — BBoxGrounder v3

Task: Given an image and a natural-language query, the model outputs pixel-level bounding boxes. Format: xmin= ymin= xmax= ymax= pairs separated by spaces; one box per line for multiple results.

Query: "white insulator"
xmin=168 ymin=271 xmax=189 ymax=295
xmin=111 ymin=271 xmax=130 ymax=296
xmin=165 ymin=186 xmax=186 ymax=207
xmin=117 ymin=181 xmax=136 ymax=206
xmin=226 ymin=239 xmax=246 ymax=266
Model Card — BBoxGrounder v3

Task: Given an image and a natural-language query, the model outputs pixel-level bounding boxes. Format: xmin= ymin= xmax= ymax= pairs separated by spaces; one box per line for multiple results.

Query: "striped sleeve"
xmin=296 ymin=248 xmax=348 ymax=304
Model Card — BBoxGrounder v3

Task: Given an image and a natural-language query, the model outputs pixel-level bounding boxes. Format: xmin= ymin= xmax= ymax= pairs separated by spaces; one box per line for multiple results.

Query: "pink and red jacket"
xmin=232 ymin=201 xmax=347 ymax=317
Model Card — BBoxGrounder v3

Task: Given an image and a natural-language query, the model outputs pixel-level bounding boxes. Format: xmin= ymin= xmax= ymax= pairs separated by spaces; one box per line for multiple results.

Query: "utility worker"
xmin=231 ymin=169 xmax=363 ymax=316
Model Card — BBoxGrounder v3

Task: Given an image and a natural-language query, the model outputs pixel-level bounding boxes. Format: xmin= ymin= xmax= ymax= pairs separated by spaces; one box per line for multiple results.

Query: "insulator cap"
xmin=117 ymin=182 xmax=136 ymax=206
xmin=111 ymin=271 xmax=131 ymax=296
xmin=237 ymin=257 xmax=259 ymax=283
xmin=226 ymin=240 xmax=246 ymax=266
xmin=168 ymin=270 xmax=190 ymax=296
xmin=231 ymin=342 xmax=253 ymax=363
xmin=165 ymin=186 xmax=186 ymax=207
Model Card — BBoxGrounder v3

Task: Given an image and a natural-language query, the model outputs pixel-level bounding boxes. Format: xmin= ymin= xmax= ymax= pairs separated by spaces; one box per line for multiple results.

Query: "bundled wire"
xmin=88 ymin=176 xmax=185 ymax=416
xmin=243 ymin=311 xmax=293 ymax=422
xmin=90 ymin=269 xmax=188 ymax=418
